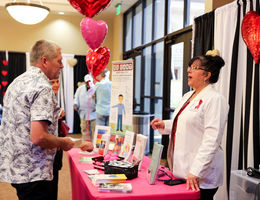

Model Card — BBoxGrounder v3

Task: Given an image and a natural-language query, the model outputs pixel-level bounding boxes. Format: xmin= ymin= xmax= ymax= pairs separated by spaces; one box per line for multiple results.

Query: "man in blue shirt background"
xmin=94 ymin=69 xmax=111 ymax=126
xmin=74 ymin=74 xmax=96 ymax=141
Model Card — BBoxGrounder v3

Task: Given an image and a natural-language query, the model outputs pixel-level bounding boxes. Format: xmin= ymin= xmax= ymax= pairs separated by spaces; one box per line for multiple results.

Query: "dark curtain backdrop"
xmin=73 ymin=55 xmax=88 ymax=133
xmin=0 ymin=51 xmax=7 ymax=105
xmin=7 ymin=52 xmax=26 ymax=86
xmin=193 ymin=10 xmax=215 ymax=57
xmin=0 ymin=51 xmax=26 ymax=105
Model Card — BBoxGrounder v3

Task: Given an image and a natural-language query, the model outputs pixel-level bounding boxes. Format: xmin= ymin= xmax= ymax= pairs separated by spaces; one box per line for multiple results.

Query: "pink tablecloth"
xmin=67 ymin=148 xmax=200 ymax=200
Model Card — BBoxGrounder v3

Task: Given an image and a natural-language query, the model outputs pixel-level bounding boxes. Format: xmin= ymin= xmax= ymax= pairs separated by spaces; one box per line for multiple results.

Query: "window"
xmin=188 ymin=0 xmax=205 ymax=26
xmin=154 ymin=42 xmax=164 ymax=97
xmin=125 ymin=11 xmax=132 ymax=51
xmin=134 ymin=55 xmax=142 ymax=112
xmin=133 ymin=3 xmax=142 ymax=48
xmin=154 ymin=0 xmax=165 ymax=40
xmin=168 ymin=0 xmax=184 ymax=33
xmin=143 ymin=0 xmax=153 ymax=44
xmin=144 ymin=46 xmax=152 ymax=96
xmin=170 ymin=42 xmax=184 ymax=109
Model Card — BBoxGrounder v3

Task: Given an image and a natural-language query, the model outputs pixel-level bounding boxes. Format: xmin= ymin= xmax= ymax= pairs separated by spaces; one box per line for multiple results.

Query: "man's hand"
xmin=80 ymin=141 xmax=94 ymax=152
xmin=59 ymin=109 xmax=65 ymax=119
xmin=60 ymin=137 xmax=75 ymax=151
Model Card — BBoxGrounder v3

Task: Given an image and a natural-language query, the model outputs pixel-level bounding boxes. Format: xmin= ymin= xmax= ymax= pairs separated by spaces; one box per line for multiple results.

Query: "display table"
xmin=230 ymin=170 xmax=260 ymax=200
xmin=67 ymin=148 xmax=200 ymax=200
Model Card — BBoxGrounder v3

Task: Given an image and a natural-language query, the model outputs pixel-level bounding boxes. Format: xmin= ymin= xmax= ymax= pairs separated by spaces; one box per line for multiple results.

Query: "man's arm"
xmin=30 ymin=121 xmax=74 ymax=151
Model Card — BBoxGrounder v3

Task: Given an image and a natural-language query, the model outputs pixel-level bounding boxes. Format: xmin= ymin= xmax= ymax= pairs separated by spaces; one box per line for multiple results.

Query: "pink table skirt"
xmin=67 ymin=148 xmax=200 ymax=200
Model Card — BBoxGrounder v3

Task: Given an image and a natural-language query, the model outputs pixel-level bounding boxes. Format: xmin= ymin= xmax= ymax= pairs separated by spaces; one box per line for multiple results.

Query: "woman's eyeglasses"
xmin=188 ymin=66 xmax=207 ymax=71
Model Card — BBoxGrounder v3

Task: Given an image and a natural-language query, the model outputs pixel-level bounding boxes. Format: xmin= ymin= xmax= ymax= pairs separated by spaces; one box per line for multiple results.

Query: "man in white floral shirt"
xmin=0 ymin=40 xmax=75 ymax=200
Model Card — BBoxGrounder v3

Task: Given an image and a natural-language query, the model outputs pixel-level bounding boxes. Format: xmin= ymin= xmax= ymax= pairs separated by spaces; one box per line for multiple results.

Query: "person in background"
xmin=0 ymin=40 xmax=75 ymax=200
xmin=150 ymin=50 xmax=229 ymax=200
xmin=50 ymin=78 xmax=65 ymax=200
xmin=94 ymin=69 xmax=111 ymax=126
xmin=74 ymin=74 xmax=96 ymax=141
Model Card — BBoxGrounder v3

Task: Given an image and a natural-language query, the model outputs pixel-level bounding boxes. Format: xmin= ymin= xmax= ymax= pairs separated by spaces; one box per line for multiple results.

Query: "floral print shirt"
xmin=0 ymin=66 xmax=60 ymax=183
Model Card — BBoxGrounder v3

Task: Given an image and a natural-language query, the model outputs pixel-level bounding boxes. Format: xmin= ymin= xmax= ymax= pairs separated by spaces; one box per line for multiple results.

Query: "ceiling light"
xmin=5 ymin=1 xmax=50 ymax=25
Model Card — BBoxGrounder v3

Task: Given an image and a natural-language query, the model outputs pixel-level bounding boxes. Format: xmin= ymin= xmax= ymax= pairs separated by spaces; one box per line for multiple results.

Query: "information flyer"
xmin=109 ymin=60 xmax=133 ymax=141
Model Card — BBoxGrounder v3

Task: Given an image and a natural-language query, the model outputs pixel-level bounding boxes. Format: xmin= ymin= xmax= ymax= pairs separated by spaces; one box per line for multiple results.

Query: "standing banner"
xmin=109 ymin=60 xmax=133 ymax=149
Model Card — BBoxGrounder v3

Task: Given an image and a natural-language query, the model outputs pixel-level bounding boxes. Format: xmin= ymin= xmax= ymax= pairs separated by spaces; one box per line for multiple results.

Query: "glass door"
xmin=161 ymin=27 xmax=192 ymax=157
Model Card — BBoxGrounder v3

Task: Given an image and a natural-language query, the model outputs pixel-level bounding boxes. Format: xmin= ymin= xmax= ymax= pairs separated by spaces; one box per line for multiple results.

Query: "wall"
xmin=0 ymin=8 xmax=116 ymax=71
xmin=111 ymin=14 xmax=123 ymax=62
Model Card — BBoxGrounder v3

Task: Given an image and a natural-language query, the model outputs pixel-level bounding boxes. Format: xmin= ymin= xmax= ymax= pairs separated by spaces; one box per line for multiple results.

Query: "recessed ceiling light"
xmin=58 ymin=12 xmax=64 ymax=15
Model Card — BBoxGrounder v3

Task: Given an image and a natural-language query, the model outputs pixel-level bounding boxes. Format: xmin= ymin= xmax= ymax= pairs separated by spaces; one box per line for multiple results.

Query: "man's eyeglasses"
xmin=188 ymin=66 xmax=207 ymax=71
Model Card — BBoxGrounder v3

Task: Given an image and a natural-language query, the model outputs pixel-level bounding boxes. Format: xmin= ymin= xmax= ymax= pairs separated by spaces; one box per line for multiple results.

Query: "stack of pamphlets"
xmin=92 ymin=174 xmax=127 ymax=186
xmin=98 ymin=183 xmax=132 ymax=193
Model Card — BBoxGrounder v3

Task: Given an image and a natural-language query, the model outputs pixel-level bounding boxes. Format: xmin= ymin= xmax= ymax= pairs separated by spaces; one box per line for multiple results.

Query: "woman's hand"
xmin=186 ymin=173 xmax=200 ymax=191
xmin=150 ymin=118 xmax=165 ymax=130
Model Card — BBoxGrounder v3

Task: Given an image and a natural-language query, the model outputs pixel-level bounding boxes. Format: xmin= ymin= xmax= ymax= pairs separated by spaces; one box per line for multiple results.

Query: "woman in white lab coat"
xmin=151 ymin=50 xmax=229 ymax=200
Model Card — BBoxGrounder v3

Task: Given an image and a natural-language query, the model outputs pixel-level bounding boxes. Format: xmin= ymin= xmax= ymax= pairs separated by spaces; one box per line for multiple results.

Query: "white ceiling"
xmin=0 ymin=0 xmax=138 ymax=18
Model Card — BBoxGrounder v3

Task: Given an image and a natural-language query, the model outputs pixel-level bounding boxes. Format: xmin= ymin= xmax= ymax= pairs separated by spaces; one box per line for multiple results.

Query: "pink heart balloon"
xmin=80 ymin=17 xmax=108 ymax=50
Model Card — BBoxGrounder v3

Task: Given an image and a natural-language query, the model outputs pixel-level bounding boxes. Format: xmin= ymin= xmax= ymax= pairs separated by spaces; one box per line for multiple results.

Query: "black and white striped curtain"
xmin=193 ymin=0 xmax=260 ymax=199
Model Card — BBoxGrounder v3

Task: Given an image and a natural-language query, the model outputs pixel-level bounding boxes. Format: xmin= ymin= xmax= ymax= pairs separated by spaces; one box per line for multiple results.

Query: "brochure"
xmin=98 ymin=183 xmax=132 ymax=193
xmin=78 ymin=156 xmax=93 ymax=164
xmin=93 ymin=125 xmax=111 ymax=155
xmin=133 ymin=134 xmax=148 ymax=170
xmin=119 ymin=131 xmax=134 ymax=160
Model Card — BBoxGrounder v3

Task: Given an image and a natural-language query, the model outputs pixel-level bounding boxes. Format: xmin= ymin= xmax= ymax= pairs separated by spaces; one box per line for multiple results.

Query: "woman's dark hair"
xmin=188 ymin=54 xmax=225 ymax=83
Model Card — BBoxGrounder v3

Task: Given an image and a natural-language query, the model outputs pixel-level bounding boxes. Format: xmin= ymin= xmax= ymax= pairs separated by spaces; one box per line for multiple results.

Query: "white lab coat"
xmin=159 ymin=85 xmax=229 ymax=189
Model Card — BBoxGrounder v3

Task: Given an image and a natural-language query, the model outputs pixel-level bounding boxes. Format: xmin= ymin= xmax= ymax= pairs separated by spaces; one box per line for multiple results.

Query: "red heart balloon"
xmin=86 ymin=46 xmax=110 ymax=79
xmin=2 ymin=91 xmax=5 ymax=96
xmin=241 ymin=11 xmax=260 ymax=64
xmin=2 ymin=60 xmax=8 ymax=66
xmin=68 ymin=0 xmax=112 ymax=18
xmin=1 ymin=81 xmax=8 ymax=87
xmin=1 ymin=71 xmax=8 ymax=76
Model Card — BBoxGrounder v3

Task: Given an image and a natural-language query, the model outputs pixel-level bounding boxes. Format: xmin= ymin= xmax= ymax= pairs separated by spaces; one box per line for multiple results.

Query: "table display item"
xmin=84 ymin=169 xmax=100 ymax=175
xmin=79 ymin=156 xmax=93 ymax=164
xmin=92 ymin=174 xmax=127 ymax=185
xmin=104 ymin=160 xmax=139 ymax=180
xmin=119 ymin=131 xmax=135 ymax=161
xmin=93 ymin=126 xmax=111 ymax=155
xmin=98 ymin=183 xmax=132 ymax=193
xmin=92 ymin=155 xmax=124 ymax=171
xmin=112 ymin=135 xmax=123 ymax=154
xmin=147 ymin=142 xmax=164 ymax=185
xmin=133 ymin=134 xmax=148 ymax=170
xmin=164 ymin=179 xmax=186 ymax=186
